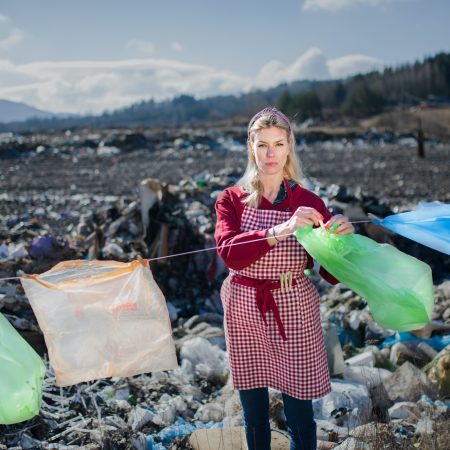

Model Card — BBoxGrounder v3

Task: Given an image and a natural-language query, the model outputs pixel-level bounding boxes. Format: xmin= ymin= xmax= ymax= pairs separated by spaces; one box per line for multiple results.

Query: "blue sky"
xmin=0 ymin=0 xmax=449 ymax=114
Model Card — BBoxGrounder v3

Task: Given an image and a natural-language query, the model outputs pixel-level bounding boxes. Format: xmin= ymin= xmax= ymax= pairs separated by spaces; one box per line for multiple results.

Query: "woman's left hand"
xmin=325 ymin=214 xmax=354 ymax=235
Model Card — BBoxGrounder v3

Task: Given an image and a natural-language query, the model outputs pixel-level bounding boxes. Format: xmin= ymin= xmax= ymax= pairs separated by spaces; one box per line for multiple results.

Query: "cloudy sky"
xmin=0 ymin=0 xmax=449 ymax=114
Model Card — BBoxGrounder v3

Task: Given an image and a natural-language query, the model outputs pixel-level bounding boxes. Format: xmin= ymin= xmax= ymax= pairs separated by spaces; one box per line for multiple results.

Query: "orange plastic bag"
xmin=21 ymin=259 xmax=178 ymax=386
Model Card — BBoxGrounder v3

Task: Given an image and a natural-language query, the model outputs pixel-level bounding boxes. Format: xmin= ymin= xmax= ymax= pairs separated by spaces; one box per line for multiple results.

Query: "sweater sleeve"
xmin=214 ymin=189 xmax=272 ymax=270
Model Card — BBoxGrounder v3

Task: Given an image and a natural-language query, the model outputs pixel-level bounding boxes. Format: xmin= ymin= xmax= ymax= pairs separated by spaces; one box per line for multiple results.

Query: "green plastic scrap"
xmin=0 ymin=312 xmax=45 ymax=424
xmin=295 ymin=225 xmax=434 ymax=331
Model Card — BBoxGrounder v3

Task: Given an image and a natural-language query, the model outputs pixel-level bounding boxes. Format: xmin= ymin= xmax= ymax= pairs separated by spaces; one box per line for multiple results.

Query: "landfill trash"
xmin=343 ymin=365 xmax=391 ymax=389
xmin=0 ymin=243 xmax=28 ymax=260
xmin=348 ymin=422 xmax=396 ymax=449
xmin=382 ymin=331 xmax=450 ymax=352
xmin=313 ymin=380 xmax=372 ymax=430
xmin=383 ymin=361 xmax=437 ymax=402
xmin=425 ymin=346 xmax=450 ymax=397
xmin=157 ymin=417 xmax=196 ymax=444
xmin=194 ymin=402 xmax=225 ymax=422
xmin=128 ymin=406 xmax=156 ymax=431
xmin=345 ymin=351 xmax=375 ymax=367
xmin=179 ymin=336 xmax=228 ymax=384
xmin=388 ymin=401 xmax=421 ymax=420
xmin=415 ymin=417 xmax=434 ymax=435
xmin=140 ymin=178 xmax=163 ymax=239
xmin=151 ymin=394 xmax=189 ymax=426
xmin=295 ymin=224 xmax=434 ymax=331
xmin=20 ymin=259 xmax=178 ymax=386
xmin=102 ymin=242 xmax=126 ymax=259
xmin=0 ymin=312 xmax=45 ymax=424
xmin=323 ymin=321 xmax=345 ymax=376
xmin=1 ymin=131 xmax=450 ymax=449
xmin=176 ymin=313 xmax=225 ymax=349
xmin=29 ymin=235 xmax=69 ymax=259
xmin=389 ymin=341 xmax=432 ymax=367
xmin=329 ymin=436 xmax=369 ymax=450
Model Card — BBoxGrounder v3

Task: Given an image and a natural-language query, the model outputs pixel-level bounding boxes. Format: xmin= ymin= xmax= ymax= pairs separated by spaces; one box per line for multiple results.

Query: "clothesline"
xmin=0 ymin=220 xmax=372 ymax=282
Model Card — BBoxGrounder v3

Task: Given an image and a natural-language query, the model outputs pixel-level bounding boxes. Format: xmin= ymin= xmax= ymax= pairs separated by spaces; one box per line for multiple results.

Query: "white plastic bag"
xmin=21 ymin=259 xmax=178 ymax=386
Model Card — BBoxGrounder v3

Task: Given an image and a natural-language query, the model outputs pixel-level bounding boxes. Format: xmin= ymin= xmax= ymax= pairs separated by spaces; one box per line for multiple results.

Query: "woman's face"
xmin=250 ymin=126 xmax=290 ymax=176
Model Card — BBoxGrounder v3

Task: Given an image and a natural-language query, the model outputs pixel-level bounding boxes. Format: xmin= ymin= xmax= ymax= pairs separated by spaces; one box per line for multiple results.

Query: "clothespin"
xmin=280 ymin=271 xmax=293 ymax=293
xmin=319 ymin=219 xmax=326 ymax=232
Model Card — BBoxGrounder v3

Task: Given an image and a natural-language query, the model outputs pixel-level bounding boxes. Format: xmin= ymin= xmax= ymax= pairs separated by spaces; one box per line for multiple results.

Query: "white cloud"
xmin=125 ymin=38 xmax=156 ymax=55
xmin=303 ymin=0 xmax=403 ymax=11
xmin=255 ymin=47 xmax=381 ymax=88
xmin=170 ymin=41 xmax=183 ymax=52
xmin=255 ymin=60 xmax=288 ymax=88
xmin=0 ymin=49 xmax=384 ymax=114
xmin=0 ymin=58 xmax=251 ymax=114
xmin=0 ymin=28 xmax=25 ymax=50
xmin=0 ymin=13 xmax=9 ymax=23
xmin=287 ymin=47 xmax=330 ymax=80
xmin=255 ymin=47 xmax=329 ymax=89
xmin=328 ymin=54 xmax=384 ymax=78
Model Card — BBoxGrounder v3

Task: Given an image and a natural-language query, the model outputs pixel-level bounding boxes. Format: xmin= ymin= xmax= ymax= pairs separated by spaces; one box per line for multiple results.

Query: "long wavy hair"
xmin=236 ymin=107 xmax=304 ymax=208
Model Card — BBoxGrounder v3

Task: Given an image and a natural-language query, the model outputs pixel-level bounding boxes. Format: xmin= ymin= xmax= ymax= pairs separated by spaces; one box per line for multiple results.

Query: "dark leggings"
xmin=238 ymin=388 xmax=317 ymax=450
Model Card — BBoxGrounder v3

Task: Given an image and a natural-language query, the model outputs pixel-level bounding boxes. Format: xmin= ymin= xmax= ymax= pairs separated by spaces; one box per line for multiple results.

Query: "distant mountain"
xmin=0 ymin=99 xmax=56 ymax=123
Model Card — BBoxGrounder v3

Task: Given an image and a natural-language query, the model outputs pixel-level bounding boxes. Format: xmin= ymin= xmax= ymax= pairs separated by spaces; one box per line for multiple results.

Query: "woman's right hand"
xmin=268 ymin=207 xmax=324 ymax=244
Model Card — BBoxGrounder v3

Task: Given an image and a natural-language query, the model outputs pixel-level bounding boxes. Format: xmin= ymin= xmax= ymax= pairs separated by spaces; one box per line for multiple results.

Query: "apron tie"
xmin=231 ymin=275 xmax=298 ymax=341
xmin=255 ymin=280 xmax=287 ymax=341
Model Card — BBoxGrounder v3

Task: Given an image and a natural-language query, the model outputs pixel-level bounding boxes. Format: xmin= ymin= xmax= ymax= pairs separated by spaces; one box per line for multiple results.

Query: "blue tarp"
xmin=373 ymin=202 xmax=450 ymax=256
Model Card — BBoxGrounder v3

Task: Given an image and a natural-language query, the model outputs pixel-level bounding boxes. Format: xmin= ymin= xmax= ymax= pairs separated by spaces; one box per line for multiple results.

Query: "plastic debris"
xmin=1 ymin=131 xmax=450 ymax=449
xmin=20 ymin=259 xmax=178 ymax=386
xmin=0 ymin=312 xmax=45 ymax=424
xmin=373 ymin=202 xmax=450 ymax=256
xmin=295 ymin=225 xmax=434 ymax=331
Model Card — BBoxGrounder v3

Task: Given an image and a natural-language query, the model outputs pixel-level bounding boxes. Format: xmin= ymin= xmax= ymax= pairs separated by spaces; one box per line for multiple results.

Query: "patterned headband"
xmin=247 ymin=107 xmax=292 ymax=140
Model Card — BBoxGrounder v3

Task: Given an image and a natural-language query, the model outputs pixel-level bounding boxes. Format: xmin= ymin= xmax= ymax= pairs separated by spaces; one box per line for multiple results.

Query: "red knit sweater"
xmin=214 ymin=183 xmax=338 ymax=284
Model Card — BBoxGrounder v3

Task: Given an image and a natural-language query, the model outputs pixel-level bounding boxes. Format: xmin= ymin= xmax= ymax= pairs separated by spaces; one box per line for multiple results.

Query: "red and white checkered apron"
xmin=221 ymin=185 xmax=331 ymax=399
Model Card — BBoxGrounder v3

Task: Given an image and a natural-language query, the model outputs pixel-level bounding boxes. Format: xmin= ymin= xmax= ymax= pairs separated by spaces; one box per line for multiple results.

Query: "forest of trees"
xmin=2 ymin=52 xmax=449 ymax=132
xmin=278 ymin=52 xmax=450 ymax=121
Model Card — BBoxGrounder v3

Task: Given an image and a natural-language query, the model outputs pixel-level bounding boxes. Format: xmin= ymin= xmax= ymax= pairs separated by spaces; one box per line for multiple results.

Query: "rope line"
xmin=147 ymin=231 xmax=295 ymax=262
xmin=0 ymin=220 xmax=372 ymax=282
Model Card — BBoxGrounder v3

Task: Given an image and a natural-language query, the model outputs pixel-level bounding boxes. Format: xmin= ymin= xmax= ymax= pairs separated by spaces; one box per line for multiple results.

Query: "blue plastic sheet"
xmin=373 ymin=202 xmax=450 ymax=256
xmin=381 ymin=332 xmax=450 ymax=351
xmin=158 ymin=418 xmax=196 ymax=444
xmin=147 ymin=418 xmax=222 ymax=448
xmin=147 ymin=417 xmax=223 ymax=450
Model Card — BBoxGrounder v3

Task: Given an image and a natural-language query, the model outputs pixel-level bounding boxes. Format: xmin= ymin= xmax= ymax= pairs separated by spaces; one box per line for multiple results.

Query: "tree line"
xmin=277 ymin=52 xmax=450 ymax=122
xmin=2 ymin=52 xmax=449 ymax=132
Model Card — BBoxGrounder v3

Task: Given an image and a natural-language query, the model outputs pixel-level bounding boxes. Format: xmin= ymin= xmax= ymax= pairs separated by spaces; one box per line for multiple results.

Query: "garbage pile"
xmin=1 ymin=128 xmax=450 ymax=448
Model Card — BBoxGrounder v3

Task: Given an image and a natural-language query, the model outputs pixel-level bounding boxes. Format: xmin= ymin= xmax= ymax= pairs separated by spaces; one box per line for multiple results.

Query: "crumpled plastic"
xmin=0 ymin=243 xmax=28 ymax=261
xmin=20 ymin=259 xmax=178 ymax=386
xmin=0 ymin=312 xmax=45 ymax=424
xmin=381 ymin=331 xmax=450 ymax=351
xmin=295 ymin=225 xmax=434 ymax=331
xmin=29 ymin=235 xmax=68 ymax=259
xmin=373 ymin=202 xmax=450 ymax=256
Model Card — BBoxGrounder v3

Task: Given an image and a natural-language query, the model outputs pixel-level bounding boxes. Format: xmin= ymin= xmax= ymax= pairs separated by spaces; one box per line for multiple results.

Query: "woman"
xmin=214 ymin=107 xmax=354 ymax=450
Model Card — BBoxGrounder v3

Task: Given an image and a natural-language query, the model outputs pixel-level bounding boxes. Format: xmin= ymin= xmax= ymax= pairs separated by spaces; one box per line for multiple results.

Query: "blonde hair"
xmin=236 ymin=107 xmax=304 ymax=208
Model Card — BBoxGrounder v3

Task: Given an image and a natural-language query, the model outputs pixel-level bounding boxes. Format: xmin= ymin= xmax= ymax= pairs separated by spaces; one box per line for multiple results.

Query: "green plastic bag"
xmin=295 ymin=225 xmax=434 ymax=331
xmin=0 ymin=312 xmax=45 ymax=424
